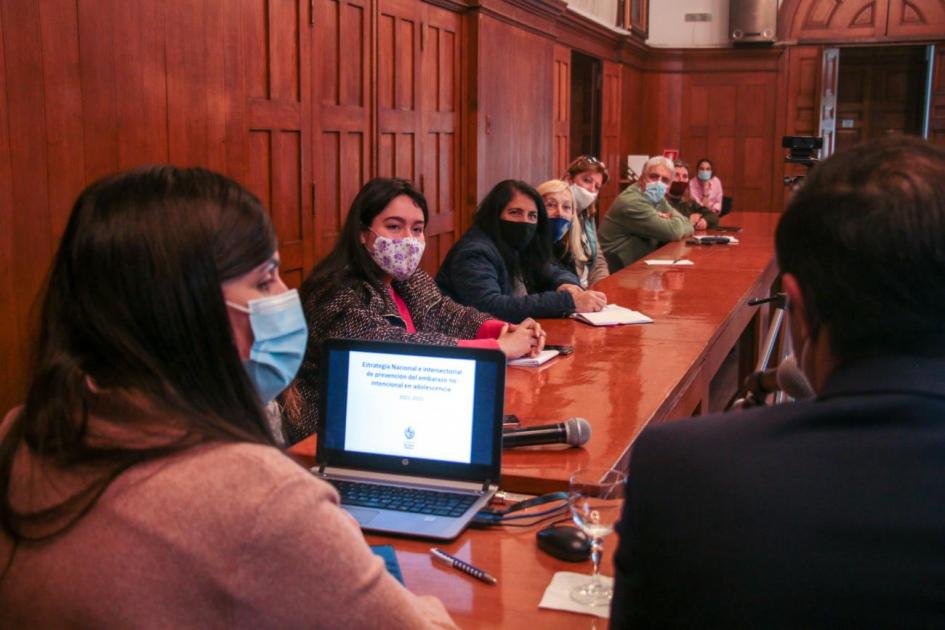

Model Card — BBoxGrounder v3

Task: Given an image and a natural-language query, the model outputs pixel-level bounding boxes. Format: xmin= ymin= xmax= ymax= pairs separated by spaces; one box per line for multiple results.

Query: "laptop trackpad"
xmin=346 ymin=506 xmax=380 ymax=525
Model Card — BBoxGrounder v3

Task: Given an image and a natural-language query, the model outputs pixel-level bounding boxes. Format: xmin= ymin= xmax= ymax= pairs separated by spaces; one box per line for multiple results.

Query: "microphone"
xmin=733 ymin=354 xmax=814 ymax=409
xmin=502 ymin=417 xmax=592 ymax=448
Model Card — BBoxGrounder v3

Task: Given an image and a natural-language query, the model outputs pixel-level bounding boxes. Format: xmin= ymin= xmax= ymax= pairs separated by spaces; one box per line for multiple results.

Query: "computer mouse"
xmin=536 ymin=525 xmax=591 ymax=562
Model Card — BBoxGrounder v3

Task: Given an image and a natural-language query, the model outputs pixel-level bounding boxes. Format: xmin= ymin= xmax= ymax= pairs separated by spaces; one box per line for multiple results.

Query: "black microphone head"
xmin=776 ymin=354 xmax=815 ymax=400
xmin=564 ymin=417 xmax=591 ymax=446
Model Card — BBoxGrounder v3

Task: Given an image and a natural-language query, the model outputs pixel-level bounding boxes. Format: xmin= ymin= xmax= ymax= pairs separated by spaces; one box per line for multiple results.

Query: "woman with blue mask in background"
xmin=598 ymin=155 xmax=694 ymax=272
xmin=689 ymin=157 xmax=724 ymax=215
xmin=0 ymin=166 xmax=457 ymax=628
xmin=536 ymin=178 xmax=607 ymax=302
xmin=436 ymin=179 xmax=606 ymax=324
xmin=287 ymin=177 xmax=543 ymax=443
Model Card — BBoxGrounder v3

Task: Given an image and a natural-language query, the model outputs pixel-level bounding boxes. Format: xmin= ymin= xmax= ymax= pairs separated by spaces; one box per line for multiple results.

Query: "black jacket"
xmin=435 ymin=225 xmax=579 ymax=323
xmin=611 ymin=355 xmax=945 ymax=628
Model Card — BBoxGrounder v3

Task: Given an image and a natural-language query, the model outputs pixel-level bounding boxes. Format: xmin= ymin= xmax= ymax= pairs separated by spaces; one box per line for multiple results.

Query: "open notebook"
xmin=573 ymin=304 xmax=653 ymax=327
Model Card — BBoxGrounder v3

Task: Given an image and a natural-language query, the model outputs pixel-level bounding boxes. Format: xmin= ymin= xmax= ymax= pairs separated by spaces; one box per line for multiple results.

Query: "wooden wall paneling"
xmin=931 ymin=44 xmax=945 ymax=146
xmin=476 ymin=15 xmax=554 ymax=199
xmin=377 ymin=0 xmax=421 ymax=184
xmin=76 ymin=0 xmax=125 ymax=183
xmin=783 ymin=0 xmax=890 ymax=42
xmin=620 ymin=64 xmax=643 ymax=165
xmin=599 ymin=59 xmax=622 ymax=217
xmin=782 ymin=45 xmax=822 ymax=206
xmin=1 ymin=0 xmax=53 ymax=412
xmin=38 ymin=0 xmax=86 ymax=239
xmin=0 ymin=0 xmax=22 ymax=413
xmin=552 ymin=44 xmax=571 ymax=178
xmin=886 ymin=0 xmax=945 ymax=39
xmin=245 ymin=0 xmax=311 ymax=289
xmin=419 ymin=4 xmax=462 ymax=274
xmin=682 ymin=72 xmax=777 ymax=212
xmin=312 ymin=0 xmax=372 ymax=261
xmin=639 ymin=70 xmax=683 ymax=156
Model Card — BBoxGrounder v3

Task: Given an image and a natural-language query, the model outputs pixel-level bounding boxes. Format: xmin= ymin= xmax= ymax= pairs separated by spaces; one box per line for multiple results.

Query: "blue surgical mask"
xmin=549 ymin=217 xmax=571 ymax=242
xmin=643 ymin=181 xmax=668 ymax=204
xmin=698 ymin=170 xmax=712 ymax=182
xmin=227 ymin=289 xmax=308 ymax=403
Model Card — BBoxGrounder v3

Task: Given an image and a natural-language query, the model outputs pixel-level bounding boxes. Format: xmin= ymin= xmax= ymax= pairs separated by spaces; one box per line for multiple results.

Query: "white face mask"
xmin=570 ymin=184 xmax=598 ymax=212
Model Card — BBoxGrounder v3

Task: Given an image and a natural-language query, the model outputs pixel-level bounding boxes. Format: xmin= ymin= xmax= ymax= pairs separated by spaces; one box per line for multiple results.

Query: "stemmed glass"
xmin=568 ymin=467 xmax=627 ymax=606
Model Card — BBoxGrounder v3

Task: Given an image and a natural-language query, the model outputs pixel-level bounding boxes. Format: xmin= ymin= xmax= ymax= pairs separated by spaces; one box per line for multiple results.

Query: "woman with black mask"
xmin=436 ymin=179 xmax=606 ymax=323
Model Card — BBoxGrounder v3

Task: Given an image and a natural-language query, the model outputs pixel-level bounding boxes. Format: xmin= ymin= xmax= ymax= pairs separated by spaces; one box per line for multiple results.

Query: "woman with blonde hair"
xmin=563 ymin=156 xmax=610 ymax=286
xmin=536 ymin=179 xmax=597 ymax=294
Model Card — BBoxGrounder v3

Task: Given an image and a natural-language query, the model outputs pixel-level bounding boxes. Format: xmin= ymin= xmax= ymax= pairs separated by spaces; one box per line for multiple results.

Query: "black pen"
xmin=430 ymin=548 xmax=497 ymax=585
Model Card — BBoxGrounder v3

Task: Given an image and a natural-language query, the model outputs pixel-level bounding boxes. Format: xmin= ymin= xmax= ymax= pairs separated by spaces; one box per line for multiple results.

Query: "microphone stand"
xmin=729 ymin=293 xmax=791 ymax=410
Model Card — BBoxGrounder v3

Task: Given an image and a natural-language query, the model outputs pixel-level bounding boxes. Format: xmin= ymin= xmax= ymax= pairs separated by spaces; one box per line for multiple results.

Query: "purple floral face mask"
xmin=367 ymin=231 xmax=425 ymax=281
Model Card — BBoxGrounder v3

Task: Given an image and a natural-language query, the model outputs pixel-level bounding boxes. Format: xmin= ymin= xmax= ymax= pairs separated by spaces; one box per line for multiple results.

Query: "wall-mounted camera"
xmin=782 ymin=136 xmax=823 ymax=166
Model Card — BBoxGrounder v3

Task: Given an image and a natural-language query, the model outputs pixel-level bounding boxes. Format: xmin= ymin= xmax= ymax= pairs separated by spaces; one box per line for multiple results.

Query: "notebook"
xmin=508 ymin=349 xmax=559 ymax=367
xmin=572 ymin=304 xmax=653 ymax=327
xmin=315 ymin=339 xmax=505 ymax=540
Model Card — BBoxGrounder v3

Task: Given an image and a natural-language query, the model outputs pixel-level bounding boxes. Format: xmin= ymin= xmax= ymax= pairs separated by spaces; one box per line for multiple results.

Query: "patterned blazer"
xmin=286 ymin=269 xmax=492 ymax=443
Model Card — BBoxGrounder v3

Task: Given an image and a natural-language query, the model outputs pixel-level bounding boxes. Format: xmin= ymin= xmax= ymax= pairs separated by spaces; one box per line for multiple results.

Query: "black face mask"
xmin=499 ymin=219 xmax=537 ymax=252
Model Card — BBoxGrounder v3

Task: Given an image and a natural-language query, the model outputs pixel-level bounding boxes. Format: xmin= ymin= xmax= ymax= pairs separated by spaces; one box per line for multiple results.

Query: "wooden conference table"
xmin=291 ymin=211 xmax=780 ymax=628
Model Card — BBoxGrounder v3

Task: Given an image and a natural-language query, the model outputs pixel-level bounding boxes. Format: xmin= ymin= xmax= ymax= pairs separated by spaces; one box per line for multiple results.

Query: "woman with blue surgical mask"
xmin=288 ymin=177 xmax=544 ymax=442
xmin=689 ymin=157 xmax=724 ymax=214
xmin=598 ymin=155 xmax=694 ymax=272
xmin=0 ymin=166 xmax=457 ymax=628
xmin=537 ymin=179 xmax=602 ymax=293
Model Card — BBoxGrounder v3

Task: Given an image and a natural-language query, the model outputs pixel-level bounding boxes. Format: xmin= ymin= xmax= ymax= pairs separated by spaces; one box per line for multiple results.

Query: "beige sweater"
xmin=0 ymin=412 xmax=455 ymax=629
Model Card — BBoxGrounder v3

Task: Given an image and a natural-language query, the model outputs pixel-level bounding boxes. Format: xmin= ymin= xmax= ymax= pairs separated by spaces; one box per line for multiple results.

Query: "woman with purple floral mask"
xmin=285 ymin=178 xmax=544 ymax=442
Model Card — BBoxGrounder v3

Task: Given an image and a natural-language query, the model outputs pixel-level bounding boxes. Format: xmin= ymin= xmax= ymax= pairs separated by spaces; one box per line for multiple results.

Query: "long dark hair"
xmin=301 ymin=177 xmax=428 ymax=301
xmin=473 ymin=179 xmax=553 ymax=291
xmin=0 ymin=166 xmax=277 ymax=550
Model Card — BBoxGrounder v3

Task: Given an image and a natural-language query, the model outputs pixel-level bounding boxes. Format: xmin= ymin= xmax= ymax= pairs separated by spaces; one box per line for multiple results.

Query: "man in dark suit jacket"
xmin=610 ymin=135 xmax=945 ymax=628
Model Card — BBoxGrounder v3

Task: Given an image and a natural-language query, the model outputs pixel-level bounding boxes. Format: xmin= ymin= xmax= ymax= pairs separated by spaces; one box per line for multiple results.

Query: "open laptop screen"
xmin=317 ymin=339 xmax=504 ymax=482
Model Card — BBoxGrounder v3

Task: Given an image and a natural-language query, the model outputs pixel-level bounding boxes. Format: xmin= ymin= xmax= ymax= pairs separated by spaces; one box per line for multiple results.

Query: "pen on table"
xmin=430 ymin=548 xmax=497 ymax=585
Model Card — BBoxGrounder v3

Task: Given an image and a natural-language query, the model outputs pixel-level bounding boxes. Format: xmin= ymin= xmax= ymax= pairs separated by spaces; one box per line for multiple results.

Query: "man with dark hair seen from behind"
xmin=610 ymin=135 xmax=945 ymax=628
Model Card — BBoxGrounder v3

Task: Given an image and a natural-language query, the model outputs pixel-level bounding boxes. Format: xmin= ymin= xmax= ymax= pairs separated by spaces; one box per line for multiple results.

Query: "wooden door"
xmin=418 ymin=4 xmax=462 ymax=274
xmin=836 ymin=46 xmax=926 ymax=154
xmin=552 ymin=44 xmax=571 ymax=178
xmin=819 ymin=47 xmax=839 ymax=159
xmin=312 ymin=0 xmax=373 ymax=261
xmin=244 ymin=0 xmax=313 ymax=289
xmin=599 ymin=60 xmax=622 ymax=219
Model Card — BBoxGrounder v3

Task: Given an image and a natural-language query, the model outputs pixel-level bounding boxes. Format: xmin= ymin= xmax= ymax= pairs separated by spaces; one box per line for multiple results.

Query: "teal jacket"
xmin=598 ymin=185 xmax=694 ymax=271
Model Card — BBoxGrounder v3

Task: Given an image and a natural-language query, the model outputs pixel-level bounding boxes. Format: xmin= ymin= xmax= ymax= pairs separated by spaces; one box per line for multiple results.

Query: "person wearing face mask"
xmin=598 ymin=155 xmax=694 ymax=272
xmin=288 ymin=177 xmax=544 ymax=442
xmin=611 ymin=136 xmax=945 ymax=628
xmin=436 ymin=179 xmax=606 ymax=324
xmin=563 ymin=156 xmax=611 ymax=286
xmin=536 ymin=179 xmax=597 ymax=290
xmin=689 ymin=157 xmax=724 ymax=214
xmin=667 ymin=160 xmax=718 ymax=230
xmin=0 ymin=167 xmax=457 ymax=629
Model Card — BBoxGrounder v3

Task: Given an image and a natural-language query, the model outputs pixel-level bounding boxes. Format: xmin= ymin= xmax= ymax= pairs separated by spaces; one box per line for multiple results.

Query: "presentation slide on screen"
xmin=344 ymin=350 xmax=477 ymax=463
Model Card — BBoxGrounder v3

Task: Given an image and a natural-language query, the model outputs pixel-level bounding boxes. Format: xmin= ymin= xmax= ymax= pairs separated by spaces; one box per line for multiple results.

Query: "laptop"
xmin=315 ymin=338 xmax=505 ymax=540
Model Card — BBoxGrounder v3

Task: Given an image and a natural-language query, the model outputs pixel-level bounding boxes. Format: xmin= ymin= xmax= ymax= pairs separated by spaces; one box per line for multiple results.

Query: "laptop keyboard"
xmin=330 ymin=480 xmax=479 ymax=518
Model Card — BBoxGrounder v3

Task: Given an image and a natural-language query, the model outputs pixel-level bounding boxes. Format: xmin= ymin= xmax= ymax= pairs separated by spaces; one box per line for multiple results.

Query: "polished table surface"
xmin=292 ymin=211 xmax=781 ymax=628
xmin=500 ymin=211 xmax=780 ymax=492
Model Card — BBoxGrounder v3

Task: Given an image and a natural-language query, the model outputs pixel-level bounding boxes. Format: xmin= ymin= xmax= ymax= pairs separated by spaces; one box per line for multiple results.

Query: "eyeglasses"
xmin=573 ymin=155 xmax=607 ymax=170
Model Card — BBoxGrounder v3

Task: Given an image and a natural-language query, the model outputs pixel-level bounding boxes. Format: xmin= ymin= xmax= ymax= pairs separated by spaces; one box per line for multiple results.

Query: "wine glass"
xmin=568 ymin=467 xmax=627 ymax=607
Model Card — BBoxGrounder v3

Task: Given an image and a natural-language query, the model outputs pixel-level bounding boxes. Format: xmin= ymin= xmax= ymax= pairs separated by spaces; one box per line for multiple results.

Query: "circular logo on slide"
xmin=404 ymin=426 xmax=416 ymax=440
xmin=401 ymin=458 xmax=409 ymax=466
